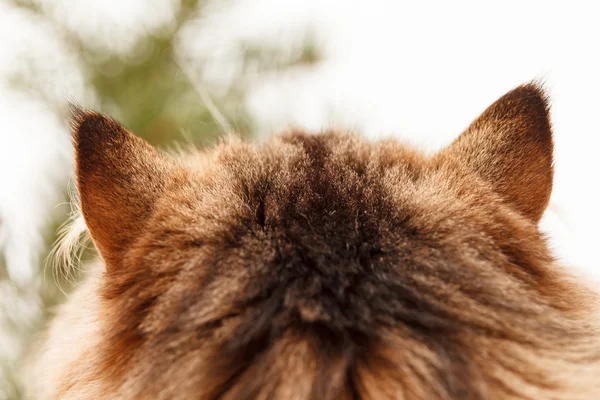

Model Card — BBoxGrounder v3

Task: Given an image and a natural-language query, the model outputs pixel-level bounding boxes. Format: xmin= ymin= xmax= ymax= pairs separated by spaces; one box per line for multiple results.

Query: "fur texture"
xmin=27 ymin=84 xmax=600 ymax=399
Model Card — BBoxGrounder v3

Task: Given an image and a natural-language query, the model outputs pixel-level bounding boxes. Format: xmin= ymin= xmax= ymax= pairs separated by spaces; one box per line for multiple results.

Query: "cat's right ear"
xmin=70 ymin=106 xmax=173 ymax=270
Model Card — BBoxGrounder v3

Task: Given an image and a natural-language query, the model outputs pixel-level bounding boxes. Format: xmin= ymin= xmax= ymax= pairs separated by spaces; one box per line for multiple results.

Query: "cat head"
xmin=60 ymin=83 xmax=596 ymax=399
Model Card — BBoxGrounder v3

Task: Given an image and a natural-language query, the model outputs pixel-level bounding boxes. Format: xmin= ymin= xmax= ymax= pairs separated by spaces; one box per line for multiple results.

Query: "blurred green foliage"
xmin=88 ymin=0 xmax=246 ymax=147
xmin=15 ymin=0 xmax=244 ymax=147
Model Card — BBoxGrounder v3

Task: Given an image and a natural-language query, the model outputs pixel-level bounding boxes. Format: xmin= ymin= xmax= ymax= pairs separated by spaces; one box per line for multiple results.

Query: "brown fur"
xmin=27 ymin=84 xmax=600 ymax=399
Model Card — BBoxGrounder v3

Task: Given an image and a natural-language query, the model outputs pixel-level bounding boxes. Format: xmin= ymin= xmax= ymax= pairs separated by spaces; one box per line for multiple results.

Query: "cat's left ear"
xmin=439 ymin=83 xmax=554 ymax=222
xmin=71 ymin=107 xmax=174 ymax=269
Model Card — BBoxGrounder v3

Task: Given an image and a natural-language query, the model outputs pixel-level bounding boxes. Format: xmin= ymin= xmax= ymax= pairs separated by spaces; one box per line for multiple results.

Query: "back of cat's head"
xmin=26 ymin=84 xmax=600 ymax=400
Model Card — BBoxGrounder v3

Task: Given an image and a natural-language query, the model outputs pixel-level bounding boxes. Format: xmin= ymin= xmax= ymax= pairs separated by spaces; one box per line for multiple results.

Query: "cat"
xmin=26 ymin=83 xmax=600 ymax=399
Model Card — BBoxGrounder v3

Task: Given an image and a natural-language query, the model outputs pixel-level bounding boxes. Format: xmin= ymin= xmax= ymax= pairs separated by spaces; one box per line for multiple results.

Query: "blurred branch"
xmin=175 ymin=57 xmax=233 ymax=134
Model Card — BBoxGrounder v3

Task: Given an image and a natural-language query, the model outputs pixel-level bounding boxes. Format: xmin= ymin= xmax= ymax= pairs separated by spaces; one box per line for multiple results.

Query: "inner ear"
xmin=71 ymin=107 xmax=173 ymax=270
xmin=439 ymin=83 xmax=554 ymax=222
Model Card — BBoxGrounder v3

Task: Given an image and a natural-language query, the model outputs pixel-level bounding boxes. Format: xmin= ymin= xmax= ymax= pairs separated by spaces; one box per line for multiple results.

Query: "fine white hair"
xmin=46 ymin=180 xmax=91 ymax=289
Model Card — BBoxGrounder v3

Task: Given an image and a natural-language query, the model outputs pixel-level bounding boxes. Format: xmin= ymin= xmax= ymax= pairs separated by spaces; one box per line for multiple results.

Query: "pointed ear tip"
xmin=523 ymin=80 xmax=549 ymax=97
xmin=68 ymin=104 xmax=106 ymax=142
xmin=514 ymin=81 xmax=551 ymax=114
xmin=67 ymin=106 xmax=134 ymax=170
xmin=68 ymin=106 xmax=136 ymax=157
